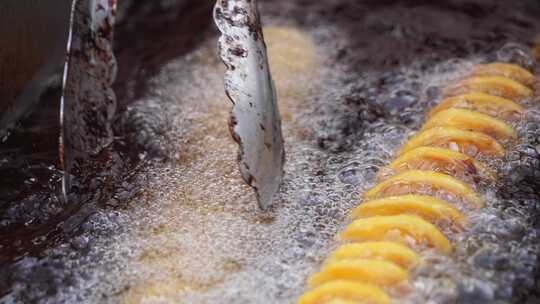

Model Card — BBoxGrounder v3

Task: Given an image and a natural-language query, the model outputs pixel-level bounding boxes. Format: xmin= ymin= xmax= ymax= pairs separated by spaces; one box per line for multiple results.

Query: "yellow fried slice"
xmin=397 ymin=127 xmax=505 ymax=158
xmin=382 ymin=146 xmax=494 ymax=180
xmin=308 ymin=259 xmax=408 ymax=288
xmin=428 ymin=93 xmax=524 ymax=122
xmin=298 ymin=281 xmax=391 ymax=304
xmin=444 ymin=76 xmax=533 ymax=100
xmin=352 ymin=195 xmax=467 ymax=227
xmin=472 ymin=63 xmax=536 ymax=88
xmin=421 ymin=108 xmax=517 ymax=140
xmin=364 ymin=170 xmax=483 ymax=208
xmin=339 ymin=215 xmax=452 ymax=253
xmin=325 ymin=242 xmax=419 ymax=269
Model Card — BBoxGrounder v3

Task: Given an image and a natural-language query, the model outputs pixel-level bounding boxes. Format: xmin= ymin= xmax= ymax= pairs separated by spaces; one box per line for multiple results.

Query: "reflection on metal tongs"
xmin=60 ymin=0 xmax=118 ymax=198
xmin=0 ymin=0 xmax=118 ymax=202
xmin=214 ymin=0 xmax=285 ymax=209
xmin=0 ymin=0 xmax=72 ymax=140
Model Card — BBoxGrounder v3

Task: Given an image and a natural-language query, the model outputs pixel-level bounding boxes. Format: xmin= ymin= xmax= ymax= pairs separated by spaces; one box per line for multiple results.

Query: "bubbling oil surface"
xmin=3 ymin=3 xmax=540 ymax=304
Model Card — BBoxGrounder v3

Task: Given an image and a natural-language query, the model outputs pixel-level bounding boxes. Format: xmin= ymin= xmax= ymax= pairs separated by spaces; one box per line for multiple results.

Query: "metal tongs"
xmin=0 ymin=0 xmax=284 ymax=209
xmin=214 ymin=0 xmax=285 ymax=209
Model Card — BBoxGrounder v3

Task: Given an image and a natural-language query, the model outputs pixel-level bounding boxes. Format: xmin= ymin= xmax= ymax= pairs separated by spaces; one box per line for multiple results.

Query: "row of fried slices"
xmin=298 ymin=63 xmax=537 ymax=304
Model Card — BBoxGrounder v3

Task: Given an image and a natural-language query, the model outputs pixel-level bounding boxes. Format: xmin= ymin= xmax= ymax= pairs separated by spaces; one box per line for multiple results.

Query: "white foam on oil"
xmin=113 ymin=26 xmax=348 ymax=304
